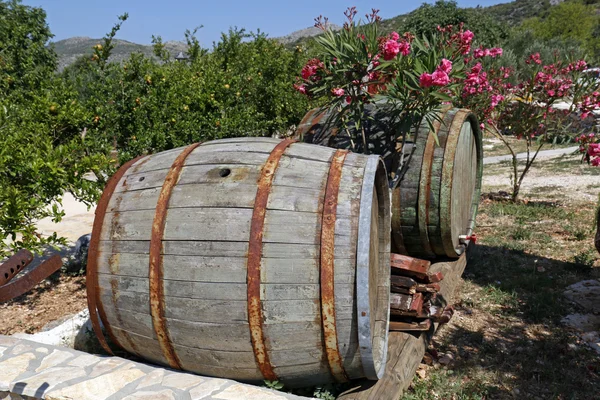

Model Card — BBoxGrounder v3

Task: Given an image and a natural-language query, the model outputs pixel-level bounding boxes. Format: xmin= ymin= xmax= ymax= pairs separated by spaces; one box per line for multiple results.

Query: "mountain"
xmin=52 ymin=37 xmax=188 ymax=71
xmin=275 ymin=24 xmax=342 ymax=45
xmin=52 ymin=0 xmax=595 ymax=69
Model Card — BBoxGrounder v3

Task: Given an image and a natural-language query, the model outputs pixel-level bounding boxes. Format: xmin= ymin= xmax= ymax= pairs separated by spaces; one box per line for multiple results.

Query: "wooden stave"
xmin=92 ymin=138 xmax=390 ymax=386
xmin=438 ymin=112 xmax=483 ymax=257
xmin=425 ymin=110 xmax=458 ymax=256
xmin=392 ymin=108 xmax=482 ymax=259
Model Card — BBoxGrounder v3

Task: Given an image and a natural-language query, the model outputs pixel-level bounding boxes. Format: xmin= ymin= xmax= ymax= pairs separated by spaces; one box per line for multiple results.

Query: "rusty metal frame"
xmin=320 ymin=149 xmax=350 ymax=383
xmin=0 ymin=249 xmax=34 ymax=287
xmin=0 ymin=254 xmax=62 ymax=302
xmin=87 ymin=155 xmax=145 ymax=355
xmin=149 ymin=142 xmax=202 ymax=370
xmin=247 ymin=138 xmax=296 ymax=381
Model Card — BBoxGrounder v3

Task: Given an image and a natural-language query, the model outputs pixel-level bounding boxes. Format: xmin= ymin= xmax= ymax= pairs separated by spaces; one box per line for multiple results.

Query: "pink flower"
xmin=588 ymin=143 xmax=600 ymax=157
xmin=461 ymin=30 xmax=474 ymax=44
xmin=480 ymin=123 xmax=485 ymax=130
xmin=301 ymin=58 xmax=323 ymax=80
xmin=438 ymin=58 xmax=452 ymax=74
xmin=345 ymin=96 xmax=352 ymax=104
xmin=547 ymin=89 xmax=555 ymax=97
xmin=332 ymin=87 xmax=345 ymax=97
xmin=491 ymin=94 xmax=504 ymax=108
xmin=419 ymin=73 xmax=434 ymax=88
xmin=293 ymin=83 xmax=307 ymax=94
xmin=591 ymin=157 xmax=600 ymax=167
xmin=390 ymin=31 xmax=400 ymax=41
xmin=575 ymin=60 xmax=587 ymax=71
xmin=471 ymin=63 xmax=482 ymax=74
xmin=528 ymin=53 xmax=542 ymax=65
xmin=489 ymin=48 xmax=503 ymax=57
xmin=431 ymin=70 xmax=450 ymax=86
xmin=383 ymin=39 xmax=401 ymax=60
xmin=474 ymin=48 xmax=485 ymax=58
xmin=398 ymin=41 xmax=411 ymax=56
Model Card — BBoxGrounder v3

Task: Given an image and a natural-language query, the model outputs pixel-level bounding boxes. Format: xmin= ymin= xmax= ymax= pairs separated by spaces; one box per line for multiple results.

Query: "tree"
xmin=519 ymin=1 xmax=600 ymax=58
xmin=402 ymin=0 xmax=509 ymax=48
xmin=0 ymin=0 xmax=111 ymax=257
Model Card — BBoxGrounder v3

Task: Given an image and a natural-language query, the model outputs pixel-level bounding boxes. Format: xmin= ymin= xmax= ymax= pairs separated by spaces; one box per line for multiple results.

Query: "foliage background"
xmin=1 ymin=0 xmax=599 ymax=255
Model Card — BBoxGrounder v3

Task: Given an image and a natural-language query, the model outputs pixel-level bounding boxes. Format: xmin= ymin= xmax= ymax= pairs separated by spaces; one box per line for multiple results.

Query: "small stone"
xmin=0 ymin=353 xmax=36 ymax=390
xmin=438 ymin=353 xmax=454 ymax=366
xmin=36 ymin=349 xmax=75 ymax=372
xmin=136 ymin=369 xmax=165 ymax=390
xmin=46 ymin=368 xmax=145 ymax=400
xmin=161 ymin=372 xmax=204 ymax=390
xmin=88 ymin=358 xmax=129 ymax=378
xmin=513 ymin=388 xmax=520 ymax=395
xmin=416 ymin=367 xmax=427 ymax=379
xmin=123 ymin=389 xmax=176 ymax=400
xmin=35 ymin=347 xmax=49 ymax=354
xmin=10 ymin=366 xmax=85 ymax=397
xmin=66 ymin=233 xmax=91 ymax=273
xmin=10 ymin=345 xmax=32 ymax=355
xmin=422 ymin=353 xmax=434 ymax=365
xmin=189 ymin=379 xmax=228 ymax=399
xmin=213 ymin=384 xmax=290 ymax=400
xmin=0 ymin=337 xmax=18 ymax=347
xmin=67 ymin=353 xmax=100 ymax=367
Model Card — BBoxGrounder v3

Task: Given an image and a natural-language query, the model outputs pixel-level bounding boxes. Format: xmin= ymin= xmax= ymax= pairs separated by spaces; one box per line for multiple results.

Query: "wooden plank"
xmin=388 ymin=320 xmax=432 ymax=332
xmin=390 ymin=287 xmax=414 ymax=295
xmin=390 ymin=254 xmax=431 ymax=279
xmin=425 ymin=271 xmax=444 ymax=284
xmin=410 ymin=293 xmax=424 ymax=314
xmin=338 ymin=252 xmax=467 ymax=400
xmin=390 ymin=275 xmax=417 ymax=290
xmin=389 ymin=293 xmax=412 ymax=311
xmin=416 ymin=283 xmax=440 ymax=293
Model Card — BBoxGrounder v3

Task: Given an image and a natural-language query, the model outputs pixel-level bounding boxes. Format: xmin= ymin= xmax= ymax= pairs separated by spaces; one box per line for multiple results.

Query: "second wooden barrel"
xmin=392 ymin=108 xmax=483 ymax=259
xmin=87 ymin=137 xmax=391 ymax=387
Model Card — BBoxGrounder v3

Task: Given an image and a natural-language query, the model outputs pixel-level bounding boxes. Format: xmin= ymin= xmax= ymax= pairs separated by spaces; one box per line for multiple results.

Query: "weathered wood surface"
xmin=94 ymin=138 xmax=391 ymax=387
xmin=390 ymin=253 xmax=431 ymax=280
xmin=338 ymin=252 xmax=467 ymax=400
xmin=392 ymin=109 xmax=482 ymax=259
xmin=389 ymin=319 xmax=432 ymax=332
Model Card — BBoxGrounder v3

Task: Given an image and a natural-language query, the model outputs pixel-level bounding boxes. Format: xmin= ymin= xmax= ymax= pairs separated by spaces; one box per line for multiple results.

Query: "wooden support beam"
xmin=391 ymin=276 xmax=417 ymax=294
xmin=389 ymin=319 xmax=432 ymax=332
xmin=339 ymin=253 xmax=467 ymax=400
xmin=390 ymin=293 xmax=413 ymax=312
xmin=425 ymin=271 xmax=444 ymax=284
xmin=390 ymin=254 xmax=431 ymax=280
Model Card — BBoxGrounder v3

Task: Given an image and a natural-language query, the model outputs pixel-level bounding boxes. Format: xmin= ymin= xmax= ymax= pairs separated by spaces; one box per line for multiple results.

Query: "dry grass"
xmin=401 ymin=161 xmax=600 ymax=399
xmin=0 ymin=274 xmax=87 ymax=335
xmin=481 ymin=136 xmax=574 ymax=158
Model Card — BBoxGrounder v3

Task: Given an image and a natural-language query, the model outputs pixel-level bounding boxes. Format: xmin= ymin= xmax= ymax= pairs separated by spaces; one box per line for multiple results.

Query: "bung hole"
xmin=219 ymin=168 xmax=231 ymax=178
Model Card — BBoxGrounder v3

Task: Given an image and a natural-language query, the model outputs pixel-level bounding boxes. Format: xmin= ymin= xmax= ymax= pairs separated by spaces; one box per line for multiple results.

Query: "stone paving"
xmin=0 ymin=336 xmax=310 ymax=400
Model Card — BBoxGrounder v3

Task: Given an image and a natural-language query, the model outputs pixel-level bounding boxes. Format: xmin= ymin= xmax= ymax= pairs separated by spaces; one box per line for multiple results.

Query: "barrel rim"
xmin=440 ymin=111 xmax=483 ymax=256
xmin=356 ymin=155 xmax=390 ymax=380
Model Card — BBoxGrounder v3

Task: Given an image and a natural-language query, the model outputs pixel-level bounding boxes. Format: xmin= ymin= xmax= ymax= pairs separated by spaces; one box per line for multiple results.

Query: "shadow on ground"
xmin=410 ymin=244 xmax=600 ymax=399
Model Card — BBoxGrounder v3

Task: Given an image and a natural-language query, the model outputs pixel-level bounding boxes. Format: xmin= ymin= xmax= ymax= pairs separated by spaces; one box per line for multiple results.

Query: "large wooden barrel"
xmin=392 ymin=108 xmax=483 ymax=259
xmin=87 ymin=137 xmax=391 ymax=387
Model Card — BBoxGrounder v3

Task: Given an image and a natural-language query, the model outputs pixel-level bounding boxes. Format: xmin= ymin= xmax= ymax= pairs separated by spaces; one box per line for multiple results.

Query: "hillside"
xmin=52 ymin=37 xmax=188 ymax=70
xmin=52 ymin=0 xmax=598 ymax=69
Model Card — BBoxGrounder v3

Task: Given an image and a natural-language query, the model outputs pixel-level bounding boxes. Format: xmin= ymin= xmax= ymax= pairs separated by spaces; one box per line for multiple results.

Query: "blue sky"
xmin=21 ymin=0 xmax=512 ymax=46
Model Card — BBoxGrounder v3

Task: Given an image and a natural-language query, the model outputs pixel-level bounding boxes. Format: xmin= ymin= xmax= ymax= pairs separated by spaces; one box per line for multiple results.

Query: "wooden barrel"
xmin=392 ymin=108 xmax=483 ymax=259
xmin=87 ymin=137 xmax=391 ymax=387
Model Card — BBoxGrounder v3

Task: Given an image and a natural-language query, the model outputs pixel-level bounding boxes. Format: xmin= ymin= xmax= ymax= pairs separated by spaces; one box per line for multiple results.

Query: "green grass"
xmin=401 ymin=198 xmax=600 ymax=399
